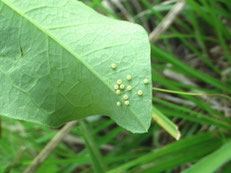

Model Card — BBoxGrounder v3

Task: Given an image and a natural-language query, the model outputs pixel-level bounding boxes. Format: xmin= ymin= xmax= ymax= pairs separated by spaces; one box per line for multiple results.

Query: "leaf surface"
xmin=0 ymin=0 xmax=152 ymax=133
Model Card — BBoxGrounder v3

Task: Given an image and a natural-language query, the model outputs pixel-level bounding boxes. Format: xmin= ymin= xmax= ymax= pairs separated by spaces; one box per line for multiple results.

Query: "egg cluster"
xmin=111 ymin=63 xmax=149 ymax=107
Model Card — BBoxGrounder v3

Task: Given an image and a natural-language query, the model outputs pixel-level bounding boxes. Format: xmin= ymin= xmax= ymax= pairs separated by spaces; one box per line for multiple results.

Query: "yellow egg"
xmin=138 ymin=90 xmax=143 ymax=96
xmin=124 ymin=100 xmax=130 ymax=106
xmin=111 ymin=63 xmax=117 ymax=69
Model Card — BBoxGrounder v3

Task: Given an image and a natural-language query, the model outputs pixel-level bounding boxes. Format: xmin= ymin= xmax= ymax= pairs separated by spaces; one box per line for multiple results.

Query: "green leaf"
xmin=183 ymin=140 xmax=231 ymax=173
xmin=0 ymin=0 xmax=152 ymax=133
xmin=152 ymin=106 xmax=181 ymax=140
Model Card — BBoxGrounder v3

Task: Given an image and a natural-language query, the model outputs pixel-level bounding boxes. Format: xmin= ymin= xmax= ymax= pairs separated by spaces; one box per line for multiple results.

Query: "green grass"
xmin=1 ymin=0 xmax=231 ymax=172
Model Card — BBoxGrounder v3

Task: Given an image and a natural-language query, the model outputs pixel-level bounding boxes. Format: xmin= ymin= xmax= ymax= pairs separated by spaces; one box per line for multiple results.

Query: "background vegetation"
xmin=1 ymin=0 xmax=231 ymax=172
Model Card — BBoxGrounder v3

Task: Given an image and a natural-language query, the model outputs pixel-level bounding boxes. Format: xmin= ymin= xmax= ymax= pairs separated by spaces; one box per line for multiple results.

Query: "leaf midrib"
xmin=2 ymin=0 xmax=148 ymax=131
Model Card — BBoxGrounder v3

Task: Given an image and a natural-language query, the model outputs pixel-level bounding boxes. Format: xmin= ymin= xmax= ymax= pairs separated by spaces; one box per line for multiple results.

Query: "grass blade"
xmin=79 ymin=120 xmax=107 ymax=173
xmin=183 ymin=140 xmax=231 ymax=173
xmin=152 ymin=107 xmax=181 ymax=140
xmin=151 ymin=45 xmax=231 ymax=93
xmin=108 ymin=132 xmax=222 ymax=173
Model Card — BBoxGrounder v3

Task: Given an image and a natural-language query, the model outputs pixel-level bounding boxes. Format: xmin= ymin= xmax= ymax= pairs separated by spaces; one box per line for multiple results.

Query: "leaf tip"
xmin=176 ymin=127 xmax=181 ymax=140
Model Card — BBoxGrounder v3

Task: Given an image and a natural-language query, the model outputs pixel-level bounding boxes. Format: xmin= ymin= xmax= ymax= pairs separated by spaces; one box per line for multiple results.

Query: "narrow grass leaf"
xmin=80 ymin=120 xmax=107 ymax=173
xmin=183 ymin=140 xmax=231 ymax=173
xmin=152 ymin=107 xmax=180 ymax=140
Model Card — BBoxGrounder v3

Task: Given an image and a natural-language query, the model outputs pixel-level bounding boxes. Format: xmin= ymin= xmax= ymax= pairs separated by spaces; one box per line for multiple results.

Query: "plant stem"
xmin=149 ymin=0 xmax=186 ymax=42
xmin=23 ymin=121 xmax=77 ymax=173
xmin=152 ymin=87 xmax=231 ymax=100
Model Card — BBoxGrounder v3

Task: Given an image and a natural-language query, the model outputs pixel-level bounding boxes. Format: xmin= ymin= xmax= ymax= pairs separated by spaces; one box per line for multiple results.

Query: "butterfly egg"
xmin=138 ymin=90 xmax=143 ymax=96
xmin=144 ymin=79 xmax=149 ymax=84
xmin=111 ymin=63 xmax=117 ymax=69
xmin=114 ymin=85 xmax=119 ymax=90
xmin=127 ymin=75 xmax=132 ymax=81
xmin=117 ymin=79 xmax=122 ymax=85
xmin=116 ymin=101 xmax=122 ymax=106
xmin=120 ymin=84 xmax=125 ymax=89
xmin=116 ymin=90 xmax=121 ymax=95
xmin=123 ymin=95 xmax=129 ymax=100
xmin=124 ymin=100 xmax=130 ymax=106
xmin=127 ymin=85 xmax=132 ymax=91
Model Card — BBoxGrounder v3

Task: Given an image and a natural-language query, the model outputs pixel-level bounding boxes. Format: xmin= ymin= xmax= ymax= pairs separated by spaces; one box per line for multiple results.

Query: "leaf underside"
xmin=0 ymin=0 xmax=152 ymax=133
